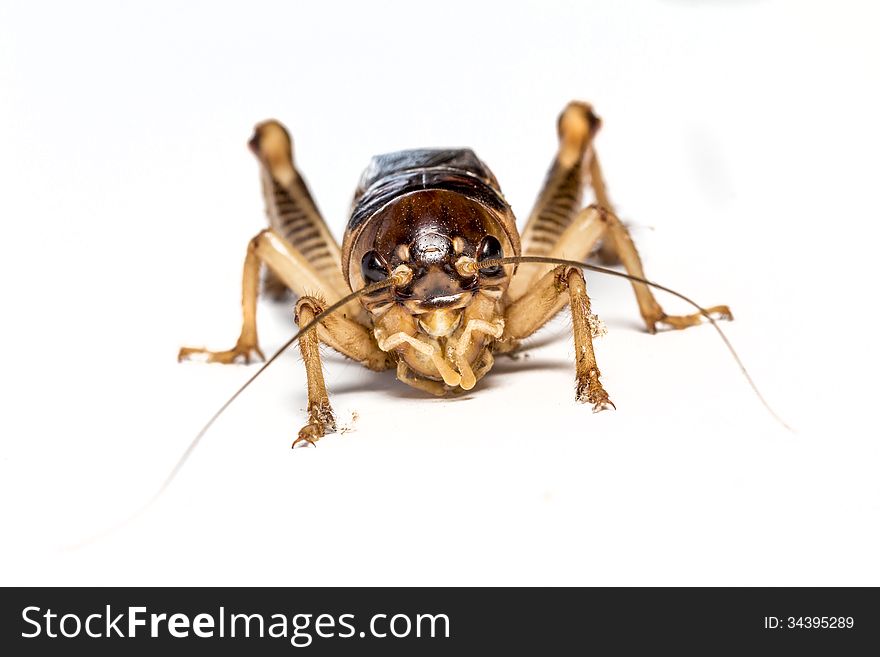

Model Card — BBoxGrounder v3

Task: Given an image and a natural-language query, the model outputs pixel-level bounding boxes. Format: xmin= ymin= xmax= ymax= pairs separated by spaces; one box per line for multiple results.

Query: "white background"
xmin=1 ymin=0 xmax=878 ymax=586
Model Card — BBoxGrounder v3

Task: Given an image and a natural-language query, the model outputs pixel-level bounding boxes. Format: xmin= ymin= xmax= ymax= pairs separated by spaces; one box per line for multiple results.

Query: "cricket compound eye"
xmin=361 ymin=250 xmax=390 ymax=284
xmin=477 ymin=235 xmax=504 ymax=277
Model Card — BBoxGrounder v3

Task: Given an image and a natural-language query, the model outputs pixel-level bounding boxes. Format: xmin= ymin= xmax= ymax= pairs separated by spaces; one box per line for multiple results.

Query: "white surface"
xmin=1 ymin=0 xmax=878 ymax=586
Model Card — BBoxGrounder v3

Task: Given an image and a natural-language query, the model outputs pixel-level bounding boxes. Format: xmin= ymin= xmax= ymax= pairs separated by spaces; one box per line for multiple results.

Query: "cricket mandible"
xmin=178 ymin=101 xmax=739 ymax=448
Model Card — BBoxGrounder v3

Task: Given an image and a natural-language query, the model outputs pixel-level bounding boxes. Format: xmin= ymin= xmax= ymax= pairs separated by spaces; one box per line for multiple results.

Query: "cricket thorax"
xmin=343 ymin=173 xmax=519 ymax=394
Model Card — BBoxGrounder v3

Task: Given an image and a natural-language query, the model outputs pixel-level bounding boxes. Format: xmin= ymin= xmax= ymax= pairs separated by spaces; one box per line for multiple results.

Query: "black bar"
xmin=2 ymin=587 xmax=877 ymax=654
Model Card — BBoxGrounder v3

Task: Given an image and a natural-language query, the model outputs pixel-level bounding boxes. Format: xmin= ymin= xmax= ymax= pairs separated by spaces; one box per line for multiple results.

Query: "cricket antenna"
xmin=152 ymin=277 xmax=397 ymax=505
xmin=476 ymin=255 xmax=792 ymax=432
xmin=64 ymin=278 xmax=396 ymax=551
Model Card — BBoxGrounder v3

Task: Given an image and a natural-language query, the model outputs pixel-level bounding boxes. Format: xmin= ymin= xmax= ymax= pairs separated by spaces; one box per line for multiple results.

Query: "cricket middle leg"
xmin=594 ymin=206 xmax=732 ymax=333
xmin=178 ymin=228 xmax=366 ymax=364
xmin=540 ymin=205 xmax=732 ymax=334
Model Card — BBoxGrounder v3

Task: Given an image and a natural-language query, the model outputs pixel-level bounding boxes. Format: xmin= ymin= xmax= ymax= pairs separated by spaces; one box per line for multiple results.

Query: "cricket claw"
xmin=576 ymin=371 xmax=615 ymax=412
xmin=648 ymin=304 xmax=733 ymax=333
xmin=177 ymin=340 xmax=265 ymax=365
xmin=292 ymin=413 xmax=333 ymax=449
xmin=292 ymin=435 xmax=317 ymax=449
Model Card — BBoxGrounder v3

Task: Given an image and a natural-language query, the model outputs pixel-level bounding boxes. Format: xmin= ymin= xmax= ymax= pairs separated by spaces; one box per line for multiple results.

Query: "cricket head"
xmin=349 ymin=190 xmax=515 ymax=337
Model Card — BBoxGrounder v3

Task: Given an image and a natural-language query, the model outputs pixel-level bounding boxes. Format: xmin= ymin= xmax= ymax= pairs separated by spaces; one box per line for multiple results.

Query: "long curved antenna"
xmin=152 ymin=278 xmax=397 ymax=505
xmin=476 ymin=255 xmax=791 ymax=431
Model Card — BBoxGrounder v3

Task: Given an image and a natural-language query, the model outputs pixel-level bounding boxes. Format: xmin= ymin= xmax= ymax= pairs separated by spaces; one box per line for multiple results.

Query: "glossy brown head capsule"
xmin=344 ymin=151 xmax=519 ymax=306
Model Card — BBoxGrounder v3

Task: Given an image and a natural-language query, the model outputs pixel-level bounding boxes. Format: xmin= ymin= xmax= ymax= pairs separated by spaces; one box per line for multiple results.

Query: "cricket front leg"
xmin=292 ymin=298 xmax=336 ymax=447
xmin=502 ymin=265 xmax=613 ymax=410
xmin=290 ymin=297 xmax=393 ymax=447
xmin=566 ymin=268 xmax=613 ymax=409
